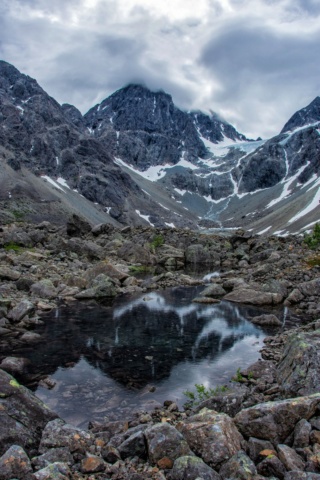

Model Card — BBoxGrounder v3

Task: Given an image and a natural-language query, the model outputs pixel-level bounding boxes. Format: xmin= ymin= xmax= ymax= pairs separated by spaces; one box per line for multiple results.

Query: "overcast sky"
xmin=1 ymin=0 xmax=320 ymax=138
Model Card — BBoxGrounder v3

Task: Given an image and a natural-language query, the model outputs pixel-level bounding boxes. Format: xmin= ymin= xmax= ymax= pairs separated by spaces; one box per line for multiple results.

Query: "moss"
xmin=9 ymin=379 xmax=20 ymax=388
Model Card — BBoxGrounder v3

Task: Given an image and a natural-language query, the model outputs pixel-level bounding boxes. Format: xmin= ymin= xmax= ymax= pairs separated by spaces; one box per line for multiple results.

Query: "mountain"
xmin=0 ymin=61 xmax=197 ymax=228
xmin=0 ymin=60 xmax=319 ymax=235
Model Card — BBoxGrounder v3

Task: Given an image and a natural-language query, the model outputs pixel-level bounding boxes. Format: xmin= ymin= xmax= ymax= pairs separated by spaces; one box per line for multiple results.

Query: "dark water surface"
xmin=12 ymin=286 xmax=298 ymax=427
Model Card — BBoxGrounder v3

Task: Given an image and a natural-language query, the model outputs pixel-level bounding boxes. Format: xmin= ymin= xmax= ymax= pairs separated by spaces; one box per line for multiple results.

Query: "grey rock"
xmin=293 ymin=419 xmax=312 ymax=448
xmin=0 ymin=266 xmax=20 ymax=281
xmin=7 ymin=299 xmax=35 ymax=322
xmin=234 ymin=393 xmax=320 ymax=445
xmin=201 ymin=284 xmax=226 ymax=297
xmin=144 ymin=423 xmax=193 ymax=465
xmin=34 ymin=462 xmax=71 ymax=480
xmin=248 ymin=437 xmax=275 ymax=463
xmin=30 ymin=280 xmax=58 ymax=299
xmin=251 ymin=314 xmax=282 ymax=326
xmin=0 ymin=356 xmax=30 ymax=375
xmin=277 ymin=331 xmax=320 ymax=397
xmin=277 ymin=444 xmax=305 ymax=471
xmin=0 ymin=370 xmax=58 ymax=457
xmin=0 ymin=445 xmax=33 ymax=480
xmin=118 ymin=430 xmax=146 ymax=460
xmin=284 ymin=473 xmax=320 ymax=480
xmin=185 ymin=245 xmax=212 ymax=264
xmin=75 ymin=274 xmax=118 ymax=299
xmin=224 ymin=288 xmax=282 ymax=305
xmin=178 ymin=408 xmax=243 ymax=469
xmin=170 ymin=455 xmax=221 ymax=480
xmin=32 ymin=447 xmax=74 ymax=470
xmin=257 ymin=454 xmax=286 ymax=480
xmin=194 ymin=384 xmax=249 ymax=417
xmin=39 ymin=418 xmax=93 ymax=454
xmin=219 ymin=450 xmax=257 ymax=479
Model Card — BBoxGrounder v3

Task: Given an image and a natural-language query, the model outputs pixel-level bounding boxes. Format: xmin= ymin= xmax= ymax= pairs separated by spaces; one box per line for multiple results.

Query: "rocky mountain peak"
xmin=281 ymin=96 xmax=320 ymax=133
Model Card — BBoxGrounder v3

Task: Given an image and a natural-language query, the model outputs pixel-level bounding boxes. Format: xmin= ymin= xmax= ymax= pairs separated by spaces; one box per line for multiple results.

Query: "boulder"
xmin=30 ymin=280 xmax=58 ymax=299
xmin=0 ymin=357 xmax=30 ymax=376
xmin=66 ymin=214 xmax=92 ymax=237
xmin=284 ymin=473 xmax=320 ymax=480
xmin=0 ymin=445 xmax=33 ymax=480
xmin=31 ymin=447 xmax=74 ymax=470
xmin=257 ymin=454 xmax=286 ymax=479
xmin=84 ymin=262 xmax=128 ymax=283
xmin=178 ymin=408 xmax=243 ymax=469
xmin=0 ymin=370 xmax=58 ymax=457
xmin=277 ymin=331 xmax=320 ymax=397
xmin=39 ymin=418 xmax=93 ymax=455
xmin=201 ymin=284 xmax=226 ymax=297
xmin=277 ymin=444 xmax=305 ymax=471
xmin=219 ymin=450 xmax=257 ymax=479
xmin=7 ymin=299 xmax=35 ymax=322
xmin=0 ymin=266 xmax=20 ymax=281
xmin=251 ymin=314 xmax=282 ymax=326
xmin=234 ymin=393 xmax=320 ymax=445
xmin=194 ymin=384 xmax=249 ymax=417
xmin=185 ymin=245 xmax=212 ymax=265
xmin=293 ymin=419 xmax=312 ymax=448
xmin=34 ymin=462 xmax=71 ymax=480
xmin=170 ymin=455 xmax=221 ymax=480
xmin=118 ymin=431 xmax=147 ymax=460
xmin=144 ymin=423 xmax=193 ymax=465
xmin=75 ymin=274 xmax=118 ymax=299
xmin=224 ymin=288 xmax=283 ymax=305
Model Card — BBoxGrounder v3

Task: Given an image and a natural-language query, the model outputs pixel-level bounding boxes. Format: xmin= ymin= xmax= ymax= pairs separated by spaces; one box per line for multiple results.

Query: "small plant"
xmin=183 ymin=383 xmax=229 ymax=408
xmin=4 ymin=241 xmax=22 ymax=253
xmin=11 ymin=209 xmax=25 ymax=220
xmin=129 ymin=265 xmax=150 ymax=274
xmin=232 ymin=368 xmax=244 ymax=383
xmin=304 ymin=223 xmax=320 ymax=249
xmin=150 ymin=235 xmax=164 ymax=250
xmin=305 ymin=254 xmax=320 ymax=268
xmin=248 ymin=371 xmax=254 ymax=380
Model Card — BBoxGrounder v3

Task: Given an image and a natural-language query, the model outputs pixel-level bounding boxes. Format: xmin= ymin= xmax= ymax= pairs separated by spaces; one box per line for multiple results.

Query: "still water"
xmin=16 ymin=286 xmax=291 ymax=427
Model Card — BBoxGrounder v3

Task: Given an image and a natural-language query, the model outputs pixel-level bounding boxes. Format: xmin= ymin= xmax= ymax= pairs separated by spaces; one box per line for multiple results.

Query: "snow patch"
xmin=41 ymin=176 xmax=65 ymax=192
xmin=165 ymin=222 xmax=175 ymax=228
xmin=289 ymin=182 xmax=320 ymax=224
xmin=135 ymin=210 xmax=154 ymax=226
xmin=257 ymin=226 xmax=272 ymax=235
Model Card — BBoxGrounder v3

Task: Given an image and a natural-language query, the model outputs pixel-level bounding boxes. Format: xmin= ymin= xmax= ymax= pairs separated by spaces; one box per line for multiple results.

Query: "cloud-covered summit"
xmin=1 ymin=0 xmax=320 ymax=138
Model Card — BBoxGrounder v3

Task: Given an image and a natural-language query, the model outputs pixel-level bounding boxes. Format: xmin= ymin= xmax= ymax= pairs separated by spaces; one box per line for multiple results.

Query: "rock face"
xmin=281 ymin=96 xmax=320 ymax=133
xmin=0 ymin=369 xmax=58 ymax=456
xmin=234 ymin=393 xmax=320 ymax=445
xmin=277 ymin=330 xmax=320 ymax=397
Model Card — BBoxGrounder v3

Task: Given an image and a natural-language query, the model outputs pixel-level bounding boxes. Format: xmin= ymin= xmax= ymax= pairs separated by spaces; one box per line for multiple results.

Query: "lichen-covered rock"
xmin=34 ymin=462 xmax=71 ymax=480
xmin=144 ymin=423 xmax=193 ymax=465
xmin=234 ymin=393 xmax=320 ymax=445
xmin=257 ymin=454 xmax=286 ymax=479
xmin=0 ymin=266 xmax=21 ymax=281
xmin=118 ymin=431 xmax=147 ymax=460
xmin=277 ymin=331 xmax=320 ymax=397
xmin=30 ymin=280 xmax=58 ymax=299
xmin=178 ymin=408 xmax=243 ymax=469
xmin=284 ymin=472 xmax=320 ymax=479
xmin=194 ymin=384 xmax=249 ymax=417
xmin=39 ymin=418 xmax=93 ymax=455
xmin=0 ymin=445 xmax=33 ymax=480
xmin=0 ymin=370 xmax=58 ymax=457
xmin=31 ymin=447 xmax=74 ymax=470
xmin=0 ymin=356 xmax=30 ymax=376
xmin=80 ymin=455 xmax=106 ymax=473
xmin=251 ymin=314 xmax=282 ymax=326
xmin=218 ymin=450 xmax=257 ymax=479
xmin=170 ymin=455 xmax=221 ymax=480
xmin=75 ymin=274 xmax=118 ymax=299
xmin=293 ymin=419 xmax=312 ymax=448
xmin=247 ymin=437 xmax=275 ymax=463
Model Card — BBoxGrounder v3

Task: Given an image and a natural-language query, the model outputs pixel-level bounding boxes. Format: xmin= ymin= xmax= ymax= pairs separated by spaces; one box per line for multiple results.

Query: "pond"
xmin=9 ymin=285 xmax=298 ymax=428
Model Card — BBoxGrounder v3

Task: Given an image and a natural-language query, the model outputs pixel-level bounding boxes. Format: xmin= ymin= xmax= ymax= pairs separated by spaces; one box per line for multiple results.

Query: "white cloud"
xmin=0 ymin=0 xmax=319 ymax=138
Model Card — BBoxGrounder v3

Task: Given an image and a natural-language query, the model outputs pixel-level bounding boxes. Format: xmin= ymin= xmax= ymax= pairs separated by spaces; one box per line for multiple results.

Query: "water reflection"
xmin=7 ymin=286 xmax=290 ymax=427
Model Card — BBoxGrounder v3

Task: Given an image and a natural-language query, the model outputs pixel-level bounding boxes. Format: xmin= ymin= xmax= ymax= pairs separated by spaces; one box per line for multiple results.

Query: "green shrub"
xmin=304 ymin=223 xmax=320 ymax=249
xmin=4 ymin=241 xmax=22 ymax=252
xmin=183 ymin=383 xmax=229 ymax=408
xmin=150 ymin=235 xmax=164 ymax=250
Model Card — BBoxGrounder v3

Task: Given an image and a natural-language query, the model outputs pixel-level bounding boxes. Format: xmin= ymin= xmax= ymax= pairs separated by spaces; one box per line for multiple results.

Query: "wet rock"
xmin=144 ymin=423 xmax=192 ymax=465
xmin=234 ymin=393 xmax=320 ymax=445
xmin=277 ymin=444 xmax=305 ymax=471
xmin=192 ymin=296 xmax=220 ymax=304
xmin=20 ymin=332 xmax=41 ymax=343
xmin=31 ymin=447 xmax=74 ymax=470
xmin=277 ymin=331 xmax=320 ymax=397
xmin=7 ymin=299 xmax=35 ymax=322
xmin=30 ymin=280 xmax=58 ymax=299
xmin=224 ymin=288 xmax=282 ymax=305
xmin=293 ymin=419 xmax=312 ymax=448
xmin=251 ymin=314 xmax=282 ymax=326
xmin=169 ymin=455 xmax=221 ymax=480
xmin=39 ymin=418 xmax=93 ymax=455
xmin=0 ymin=445 xmax=33 ymax=480
xmin=0 ymin=370 xmax=58 ymax=457
xmin=34 ymin=462 xmax=71 ymax=479
xmin=219 ymin=450 xmax=257 ymax=479
xmin=257 ymin=454 xmax=286 ymax=479
xmin=178 ymin=408 xmax=243 ymax=469
xmin=0 ymin=356 xmax=30 ymax=375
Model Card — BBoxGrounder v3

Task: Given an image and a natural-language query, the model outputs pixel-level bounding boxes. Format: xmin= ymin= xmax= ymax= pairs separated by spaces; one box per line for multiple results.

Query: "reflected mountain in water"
xmin=14 ymin=286 xmax=275 ymax=389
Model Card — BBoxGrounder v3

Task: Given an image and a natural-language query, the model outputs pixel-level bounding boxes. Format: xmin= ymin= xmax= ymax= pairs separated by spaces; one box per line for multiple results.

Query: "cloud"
xmin=0 ymin=0 xmax=320 ymax=138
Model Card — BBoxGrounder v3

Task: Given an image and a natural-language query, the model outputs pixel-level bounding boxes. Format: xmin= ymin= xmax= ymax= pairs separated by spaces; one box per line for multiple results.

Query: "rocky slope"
xmin=1 ymin=221 xmax=320 ymax=478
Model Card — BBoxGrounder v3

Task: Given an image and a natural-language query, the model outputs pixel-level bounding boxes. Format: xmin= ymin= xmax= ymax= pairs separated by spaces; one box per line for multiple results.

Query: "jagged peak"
xmin=281 ymin=96 xmax=320 ymax=133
